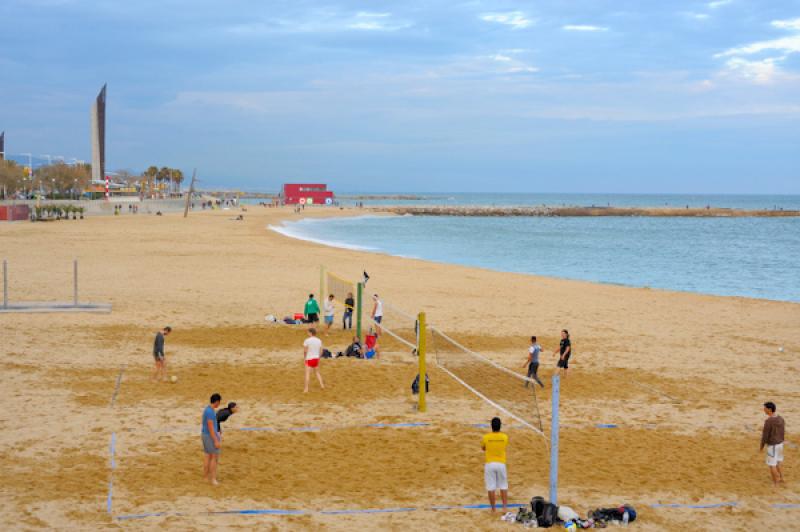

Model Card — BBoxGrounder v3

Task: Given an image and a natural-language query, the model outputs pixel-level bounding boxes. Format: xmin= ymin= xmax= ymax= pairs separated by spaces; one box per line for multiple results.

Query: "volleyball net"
xmin=367 ymin=293 xmax=546 ymax=443
xmin=429 ymin=326 xmax=546 ymax=443
xmin=322 ymin=267 xmax=362 ymax=336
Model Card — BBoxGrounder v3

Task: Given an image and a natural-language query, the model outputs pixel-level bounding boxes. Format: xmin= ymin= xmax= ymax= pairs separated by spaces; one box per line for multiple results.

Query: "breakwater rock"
xmin=375 ymin=206 xmax=800 ymax=217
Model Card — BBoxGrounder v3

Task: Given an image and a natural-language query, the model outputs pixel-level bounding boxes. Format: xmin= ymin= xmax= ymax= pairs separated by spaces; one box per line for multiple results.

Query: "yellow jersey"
xmin=481 ymin=432 xmax=508 ymax=464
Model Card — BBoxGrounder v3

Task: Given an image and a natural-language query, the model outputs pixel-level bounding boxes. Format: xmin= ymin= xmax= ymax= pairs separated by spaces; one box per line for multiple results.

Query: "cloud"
xmin=349 ymin=11 xmax=410 ymax=31
xmin=480 ymin=11 xmax=534 ymax=29
xmin=772 ymin=18 xmax=800 ymax=31
xmin=715 ymin=36 xmax=800 ymax=58
xmin=562 ymin=25 xmax=609 ymax=32
xmin=708 ymin=0 xmax=732 ymax=8
xmin=683 ymin=12 xmax=710 ymax=20
xmin=723 ymin=57 xmax=782 ymax=84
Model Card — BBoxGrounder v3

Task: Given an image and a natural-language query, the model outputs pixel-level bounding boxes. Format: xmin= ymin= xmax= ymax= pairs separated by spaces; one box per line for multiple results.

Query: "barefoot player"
xmin=303 ymin=328 xmax=325 ymax=393
xmin=152 ymin=326 xmax=171 ymax=382
xmin=202 ymin=393 xmax=222 ymax=485
xmin=481 ymin=417 xmax=509 ymax=512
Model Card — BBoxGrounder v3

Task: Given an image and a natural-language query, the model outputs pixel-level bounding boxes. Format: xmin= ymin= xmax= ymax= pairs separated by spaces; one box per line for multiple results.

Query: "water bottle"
xmin=622 ymin=511 xmax=629 ymax=526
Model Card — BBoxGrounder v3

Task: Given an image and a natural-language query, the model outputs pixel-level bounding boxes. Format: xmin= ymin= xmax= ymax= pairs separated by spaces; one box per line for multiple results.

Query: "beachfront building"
xmin=280 ymin=183 xmax=335 ymax=205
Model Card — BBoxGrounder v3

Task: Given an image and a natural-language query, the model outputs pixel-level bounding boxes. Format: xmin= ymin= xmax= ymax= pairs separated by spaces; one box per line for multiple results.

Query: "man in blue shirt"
xmin=202 ymin=393 xmax=222 ymax=485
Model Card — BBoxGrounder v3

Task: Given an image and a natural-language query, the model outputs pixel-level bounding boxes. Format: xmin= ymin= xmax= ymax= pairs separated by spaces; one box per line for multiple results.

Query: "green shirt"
xmin=305 ymin=299 xmax=320 ymax=315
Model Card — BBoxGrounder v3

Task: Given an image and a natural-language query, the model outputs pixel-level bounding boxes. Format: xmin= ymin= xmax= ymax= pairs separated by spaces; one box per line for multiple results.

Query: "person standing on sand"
xmin=343 ymin=292 xmax=355 ymax=330
xmin=202 ymin=393 xmax=222 ymax=485
xmin=553 ymin=329 xmax=571 ymax=378
xmin=304 ymin=294 xmax=320 ymax=324
xmin=761 ymin=401 xmax=786 ymax=487
xmin=303 ymin=328 xmax=325 ymax=393
xmin=523 ymin=336 xmax=544 ymax=388
xmin=152 ymin=326 xmax=171 ymax=382
xmin=371 ymin=294 xmax=383 ymax=335
xmin=481 ymin=417 xmax=509 ymax=513
xmin=323 ymin=294 xmax=335 ymax=332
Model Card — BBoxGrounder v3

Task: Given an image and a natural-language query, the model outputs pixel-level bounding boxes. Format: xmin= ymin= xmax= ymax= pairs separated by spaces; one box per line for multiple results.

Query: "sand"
xmin=0 ymin=206 xmax=798 ymax=530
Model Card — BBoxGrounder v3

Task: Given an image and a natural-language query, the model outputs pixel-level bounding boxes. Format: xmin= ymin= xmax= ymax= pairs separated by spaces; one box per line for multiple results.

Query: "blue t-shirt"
xmin=202 ymin=405 xmax=218 ymax=435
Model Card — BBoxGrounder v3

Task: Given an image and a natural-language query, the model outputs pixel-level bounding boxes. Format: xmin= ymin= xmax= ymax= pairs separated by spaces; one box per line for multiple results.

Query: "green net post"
xmin=356 ymin=281 xmax=363 ymax=342
xmin=319 ymin=265 xmax=324 ymax=303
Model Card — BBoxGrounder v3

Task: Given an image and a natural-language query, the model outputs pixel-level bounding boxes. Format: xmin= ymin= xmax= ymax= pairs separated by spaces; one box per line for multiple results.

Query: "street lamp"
xmin=51 ymin=178 xmax=56 ymax=200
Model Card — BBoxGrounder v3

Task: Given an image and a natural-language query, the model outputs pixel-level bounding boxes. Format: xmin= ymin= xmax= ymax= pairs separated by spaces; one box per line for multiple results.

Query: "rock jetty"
xmin=376 ymin=206 xmax=800 ymax=217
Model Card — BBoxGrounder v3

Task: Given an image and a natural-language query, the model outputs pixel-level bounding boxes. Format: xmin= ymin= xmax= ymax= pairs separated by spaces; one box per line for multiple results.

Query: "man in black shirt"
xmin=216 ymin=402 xmax=239 ymax=436
xmin=152 ymin=326 xmax=172 ymax=382
xmin=343 ymin=292 xmax=355 ymax=330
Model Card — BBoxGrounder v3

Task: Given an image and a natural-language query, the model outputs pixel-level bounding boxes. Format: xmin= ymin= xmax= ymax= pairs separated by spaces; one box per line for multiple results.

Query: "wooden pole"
xmin=418 ymin=312 xmax=427 ymax=413
xmin=183 ymin=169 xmax=196 ymax=218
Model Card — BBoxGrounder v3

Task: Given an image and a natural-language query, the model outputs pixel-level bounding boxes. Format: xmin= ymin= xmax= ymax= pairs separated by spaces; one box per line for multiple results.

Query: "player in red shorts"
xmin=303 ymin=328 xmax=325 ymax=393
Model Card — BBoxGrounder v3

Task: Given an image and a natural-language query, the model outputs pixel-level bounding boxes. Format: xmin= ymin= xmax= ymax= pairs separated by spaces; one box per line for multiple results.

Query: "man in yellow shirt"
xmin=481 ymin=417 xmax=509 ymax=512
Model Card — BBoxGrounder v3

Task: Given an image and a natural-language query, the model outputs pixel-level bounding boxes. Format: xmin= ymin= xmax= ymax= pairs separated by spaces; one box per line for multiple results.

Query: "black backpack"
xmin=411 ymin=374 xmax=430 ymax=394
xmin=531 ymin=496 xmax=558 ymax=528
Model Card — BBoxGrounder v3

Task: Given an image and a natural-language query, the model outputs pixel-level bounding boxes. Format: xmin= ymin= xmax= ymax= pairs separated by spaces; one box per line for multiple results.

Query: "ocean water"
xmin=272 ymin=212 xmax=800 ymax=303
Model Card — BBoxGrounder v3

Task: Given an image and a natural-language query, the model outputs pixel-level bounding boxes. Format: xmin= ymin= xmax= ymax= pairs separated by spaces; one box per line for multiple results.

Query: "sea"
xmin=269 ymin=194 xmax=800 ymax=303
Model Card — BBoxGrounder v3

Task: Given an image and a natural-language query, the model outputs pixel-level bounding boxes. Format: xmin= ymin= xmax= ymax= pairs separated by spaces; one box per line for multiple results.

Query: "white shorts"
xmin=484 ymin=462 xmax=508 ymax=491
xmin=766 ymin=443 xmax=784 ymax=466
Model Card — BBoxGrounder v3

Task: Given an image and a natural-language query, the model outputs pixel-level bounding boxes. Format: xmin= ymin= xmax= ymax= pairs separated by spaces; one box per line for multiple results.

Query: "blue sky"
xmin=1 ymin=0 xmax=799 ymax=193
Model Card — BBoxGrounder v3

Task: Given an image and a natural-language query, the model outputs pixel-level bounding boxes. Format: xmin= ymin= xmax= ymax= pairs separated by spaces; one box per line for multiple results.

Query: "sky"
xmin=1 ymin=0 xmax=799 ymax=193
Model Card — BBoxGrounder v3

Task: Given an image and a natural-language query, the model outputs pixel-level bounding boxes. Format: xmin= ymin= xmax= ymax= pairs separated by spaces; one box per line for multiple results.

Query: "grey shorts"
xmin=202 ymin=433 xmax=219 ymax=454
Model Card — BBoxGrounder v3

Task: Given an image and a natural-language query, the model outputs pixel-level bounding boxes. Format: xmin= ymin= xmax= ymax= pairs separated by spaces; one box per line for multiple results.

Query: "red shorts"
xmin=305 ymin=358 xmax=319 ymax=368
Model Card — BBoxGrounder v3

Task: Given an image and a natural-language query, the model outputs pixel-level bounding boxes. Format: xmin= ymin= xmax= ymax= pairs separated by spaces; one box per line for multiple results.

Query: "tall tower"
xmin=90 ymin=84 xmax=106 ymax=181
xmin=0 ymin=131 xmax=5 ymax=161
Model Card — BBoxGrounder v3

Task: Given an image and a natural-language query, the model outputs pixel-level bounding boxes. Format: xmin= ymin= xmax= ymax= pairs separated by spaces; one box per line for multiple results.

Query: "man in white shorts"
xmin=302 ymin=328 xmax=325 ymax=393
xmin=760 ymin=401 xmax=785 ymax=486
xmin=481 ymin=417 xmax=509 ymax=512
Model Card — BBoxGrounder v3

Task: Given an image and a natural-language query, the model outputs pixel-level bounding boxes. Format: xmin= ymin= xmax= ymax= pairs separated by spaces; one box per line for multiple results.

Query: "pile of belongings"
xmin=501 ymin=496 xmax=637 ymax=528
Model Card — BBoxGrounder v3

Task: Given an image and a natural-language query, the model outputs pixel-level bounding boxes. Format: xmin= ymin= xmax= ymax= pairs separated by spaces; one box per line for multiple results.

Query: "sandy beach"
xmin=1 ymin=206 xmax=798 ymax=530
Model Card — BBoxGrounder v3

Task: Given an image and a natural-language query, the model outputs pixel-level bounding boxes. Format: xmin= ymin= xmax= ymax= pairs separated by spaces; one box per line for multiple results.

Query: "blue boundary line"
xmin=773 ymin=504 xmax=800 ymax=509
xmin=650 ymin=502 xmax=737 ymax=509
xmin=109 ymin=364 xmax=125 ymax=407
xmin=107 ymin=432 xmax=116 ymax=514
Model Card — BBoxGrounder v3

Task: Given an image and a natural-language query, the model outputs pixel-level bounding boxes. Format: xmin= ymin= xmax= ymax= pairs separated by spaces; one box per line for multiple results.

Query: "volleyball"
xmin=170 ymin=375 xmax=178 ymax=383
xmin=778 ymin=346 xmax=784 ymax=352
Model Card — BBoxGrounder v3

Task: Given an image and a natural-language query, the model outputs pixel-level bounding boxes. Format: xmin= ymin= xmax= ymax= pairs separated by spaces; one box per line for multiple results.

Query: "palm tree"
xmin=144 ymin=166 xmax=158 ymax=197
xmin=157 ymin=167 xmax=170 ymax=198
xmin=172 ymin=169 xmax=184 ymax=194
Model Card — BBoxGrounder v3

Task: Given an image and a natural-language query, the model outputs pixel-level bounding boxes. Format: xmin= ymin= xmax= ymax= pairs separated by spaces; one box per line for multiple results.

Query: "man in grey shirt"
xmin=152 ymin=326 xmax=172 ymax=382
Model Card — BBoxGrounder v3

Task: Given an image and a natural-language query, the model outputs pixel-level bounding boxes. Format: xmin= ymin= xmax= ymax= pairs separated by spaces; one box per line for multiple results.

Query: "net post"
xmin=319 ymin=265 xmax=326 ymax=305
xmin=418 ymin=312 xmax=427 ymax=413
xmin=2 ymin=259 xmax=7 ymax=309
xmin=356 ymin=282 xmax=363 ymax=342
xmin=549 ymin=374 xmax=560 ymax=504
xmin=73 ymin=259 xmax=78 ymax=306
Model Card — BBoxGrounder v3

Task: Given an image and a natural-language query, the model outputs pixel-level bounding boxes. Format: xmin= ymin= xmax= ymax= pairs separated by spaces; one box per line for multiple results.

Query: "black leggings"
xmin=526 ymin=362 xmax=543 ymax=387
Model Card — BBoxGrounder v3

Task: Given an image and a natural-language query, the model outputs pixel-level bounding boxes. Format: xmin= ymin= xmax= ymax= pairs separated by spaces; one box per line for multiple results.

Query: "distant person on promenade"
xmin=323 ymin=294 xmax=335 ymax=332
xmin=761 ymin=401 xmax=785 ymax=486
xmin=553 ymin=329 xmax=572 ymax=378
xmin=304 ymin=294 xmax=320 ymax=324
xmin=152 ymin=326 xmax=172 ymax=382
xmin=343 ymin=292 xmax=355 ymax=330
xmin=303 ymin=328 xmax=325 ymax=393
xmin=202 ymin=393 xmax=222 ymax=485
xmin=481 ymin=417 xmax=509 ymax=513
xmin=523 ymin=336 xmax=544 ymax=388
xmin=371 ymin=294 xmax=383 ymax=335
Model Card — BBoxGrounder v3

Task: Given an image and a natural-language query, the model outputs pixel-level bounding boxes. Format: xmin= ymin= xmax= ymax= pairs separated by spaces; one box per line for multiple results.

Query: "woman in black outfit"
xmin=554 ymin=329 xmax=572 ymax=378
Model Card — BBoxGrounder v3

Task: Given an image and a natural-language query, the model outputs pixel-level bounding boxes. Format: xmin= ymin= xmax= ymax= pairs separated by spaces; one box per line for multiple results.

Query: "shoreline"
xmin=269 ymin=211 xmax=800 ymax=305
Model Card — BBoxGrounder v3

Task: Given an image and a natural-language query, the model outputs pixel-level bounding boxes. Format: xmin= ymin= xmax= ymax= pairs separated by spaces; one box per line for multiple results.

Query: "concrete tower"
xmin=90 ymin=84 xmax=106 ymax=181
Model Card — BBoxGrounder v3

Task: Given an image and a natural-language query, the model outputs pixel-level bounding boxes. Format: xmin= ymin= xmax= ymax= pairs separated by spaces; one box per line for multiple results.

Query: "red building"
xmin=281 ymin=183 xmax=335 ymax=205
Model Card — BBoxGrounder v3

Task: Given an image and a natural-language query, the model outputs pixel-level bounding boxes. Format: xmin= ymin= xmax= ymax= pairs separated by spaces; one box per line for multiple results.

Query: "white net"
xmin=325 ymin=270 xmax=356 ymax=310
xmin=429 ymin=326 xmax=547 ymax=443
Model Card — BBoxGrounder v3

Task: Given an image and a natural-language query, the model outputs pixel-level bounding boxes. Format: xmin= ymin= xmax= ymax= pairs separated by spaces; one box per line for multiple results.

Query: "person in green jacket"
xmin=304 ymin=294 xmax=320 ymax=324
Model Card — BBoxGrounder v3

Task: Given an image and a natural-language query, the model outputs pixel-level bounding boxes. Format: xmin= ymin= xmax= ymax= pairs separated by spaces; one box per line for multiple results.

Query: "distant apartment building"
xmin=281 ymin=183 xmax=335 ymax=205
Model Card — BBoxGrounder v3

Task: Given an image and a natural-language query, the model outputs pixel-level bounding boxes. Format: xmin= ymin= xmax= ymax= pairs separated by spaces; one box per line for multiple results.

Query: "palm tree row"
xmin=141 ymin=166 xmax=184 ymax=198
